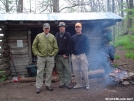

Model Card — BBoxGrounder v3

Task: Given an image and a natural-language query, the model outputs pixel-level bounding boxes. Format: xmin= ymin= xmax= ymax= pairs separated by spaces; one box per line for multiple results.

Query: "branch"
xmin=40 ymin=4 xmax=53 ymax=13
xmin=59 ymin=3 xmax=89 ymax=12
xmin=0 ymin=0 xmax=6 ymax=6
xmin=59 ymin=4 xmax=77 ymax=12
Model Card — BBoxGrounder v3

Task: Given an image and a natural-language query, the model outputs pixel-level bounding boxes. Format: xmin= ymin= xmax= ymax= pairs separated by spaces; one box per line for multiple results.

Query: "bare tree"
xmin=17 ymin=0 xmax=23 ymax=13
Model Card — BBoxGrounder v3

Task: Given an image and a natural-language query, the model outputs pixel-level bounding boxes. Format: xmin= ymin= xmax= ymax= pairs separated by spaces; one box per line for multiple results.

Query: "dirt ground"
xmin=0 ymin=49 xmax=134 ymax=101
xmin=0 ymin=78 xmax=134 ymax=101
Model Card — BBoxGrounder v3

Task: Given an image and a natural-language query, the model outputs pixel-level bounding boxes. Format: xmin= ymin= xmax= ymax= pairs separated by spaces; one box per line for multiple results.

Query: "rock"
xmin=122 ymin=81 xmax=130 ymax=86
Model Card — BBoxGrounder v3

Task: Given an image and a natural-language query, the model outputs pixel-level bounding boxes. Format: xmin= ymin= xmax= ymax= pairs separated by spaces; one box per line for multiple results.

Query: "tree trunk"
xmin=121 ymin=0 xmax=125 ymax=34
xmin=17 ymin=0 xmax=23 ymax=13
xmin=52 ymin=0 xmax=59 ymax=12
xmin=5 ymin=0 xmax=9 ymax=12
xmin=107 ymin=0 xmax=110 ymax=11
xmin=127 ymin=0 xmax=133 ymax=30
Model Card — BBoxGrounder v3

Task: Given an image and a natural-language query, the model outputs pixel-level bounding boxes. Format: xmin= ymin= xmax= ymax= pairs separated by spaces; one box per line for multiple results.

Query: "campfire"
xmin=108 ymin=67 xmax=134 ymax=85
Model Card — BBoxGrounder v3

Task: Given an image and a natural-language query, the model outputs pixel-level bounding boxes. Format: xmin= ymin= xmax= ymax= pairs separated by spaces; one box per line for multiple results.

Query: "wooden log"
xmin=9 ymin=28 xmax=27 ymax=31
xmin=19 ymin=76 xmax=59 ymax=83
xmin=88 ymin=69 xmax=105 ymax=75
xmin=10 ymin=47 xmax=28 ymax=55
xmin=8 ymin=31 xmax=27 ymax=40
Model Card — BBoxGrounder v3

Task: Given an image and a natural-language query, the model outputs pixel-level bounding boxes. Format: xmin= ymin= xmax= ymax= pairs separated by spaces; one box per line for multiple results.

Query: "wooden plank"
xmin=10 ymin=57 xmax=29 ymax=65
xmin=9 ymin=28 xmax=27 ymax=31
xmin=10 ymin=67 xmax=28 ymax=72
xmin=8 ymin=31 xmax=27 ymax=40
xmin=11 ymin=72 xmax=29 ymax=76
xmin=10 ymin=47 xmax=28 ymax=54
xmin=9 ymin=31 xmax=27 ymax=35
xmin=8 ymin=35 xmax=27 ymax=40
xmin=8 ymin=39 xmax=27 ymax=42
xmin=11 ymin=54 xmax=29 ymax=58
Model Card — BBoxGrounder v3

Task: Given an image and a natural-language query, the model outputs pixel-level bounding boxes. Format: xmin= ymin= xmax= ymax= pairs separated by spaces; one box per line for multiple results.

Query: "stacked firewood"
xmin=0 ymin=26 xmax=11 ymax=80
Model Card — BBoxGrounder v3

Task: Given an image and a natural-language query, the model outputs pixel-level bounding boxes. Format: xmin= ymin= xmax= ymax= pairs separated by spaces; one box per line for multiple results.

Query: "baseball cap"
xmin=43 ymin=23 xmax=50 ymax=28
xmin=75 ymin=23 xmax=82 ymax=27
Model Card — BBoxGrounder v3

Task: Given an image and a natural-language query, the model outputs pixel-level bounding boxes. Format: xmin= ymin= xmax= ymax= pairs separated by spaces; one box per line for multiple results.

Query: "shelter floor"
xmin=0 ymin=78 xmax=134 ymax=101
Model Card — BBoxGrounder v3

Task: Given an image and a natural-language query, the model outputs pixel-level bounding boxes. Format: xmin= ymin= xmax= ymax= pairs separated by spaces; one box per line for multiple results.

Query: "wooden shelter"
xmin=0 ymin=12 xmax=122 ymax=76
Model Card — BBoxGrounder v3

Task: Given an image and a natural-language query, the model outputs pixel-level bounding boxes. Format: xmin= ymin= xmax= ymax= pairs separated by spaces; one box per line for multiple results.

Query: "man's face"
xmin=75 ymin=26 xmax=82 ymax=33
xmin=43 ymin=28 xmax=50 ymax=34
xmin=59 ymin=26 xmax=65 ymax=33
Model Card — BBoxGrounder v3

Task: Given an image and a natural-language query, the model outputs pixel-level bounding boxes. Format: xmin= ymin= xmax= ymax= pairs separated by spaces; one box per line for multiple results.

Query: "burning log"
xmin=88 ymin=69 xmax=105 ymax=76
xmin=19 ymin=77 xmax=59 ymax=83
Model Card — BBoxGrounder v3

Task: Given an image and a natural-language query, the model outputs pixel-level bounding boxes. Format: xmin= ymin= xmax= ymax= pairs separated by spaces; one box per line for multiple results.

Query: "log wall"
xmin=8 ymin=27 xmax=29 ymax=76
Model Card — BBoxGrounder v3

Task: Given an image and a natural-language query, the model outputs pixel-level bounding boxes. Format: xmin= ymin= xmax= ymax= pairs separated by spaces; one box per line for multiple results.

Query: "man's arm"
xmin=109 ymin=45 xmax=115 ymax=61
xmin=52 ymin=36 xmax=58 ymax=56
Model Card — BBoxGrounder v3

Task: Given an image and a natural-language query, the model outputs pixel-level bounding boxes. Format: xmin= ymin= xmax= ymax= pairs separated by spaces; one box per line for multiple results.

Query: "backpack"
xmin=26 ymin=64 xmax=37 ymax=77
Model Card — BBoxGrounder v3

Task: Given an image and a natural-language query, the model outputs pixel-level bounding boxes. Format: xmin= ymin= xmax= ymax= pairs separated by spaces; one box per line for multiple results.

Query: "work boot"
xmin=66 ymin=83 xmax=72 ymax=89
xmin=59 ymin=85 xmax=65 ymax=88
xmin=36 ymin=88 xmax=41 ymax=94
xmin=46 ymin=86 xmax=53 ymax=91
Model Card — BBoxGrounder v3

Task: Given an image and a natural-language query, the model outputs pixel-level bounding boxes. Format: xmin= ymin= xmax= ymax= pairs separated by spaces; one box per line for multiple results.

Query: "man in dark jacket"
xmin=98 ymin=43 xmax=115 ymax=75
xmin=55 ymin=22 xmax=72 ymax=89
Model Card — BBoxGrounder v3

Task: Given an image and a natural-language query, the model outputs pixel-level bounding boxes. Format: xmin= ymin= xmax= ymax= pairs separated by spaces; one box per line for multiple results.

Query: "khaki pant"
xmin=55 ymin=55 xmax=71 ymax=86
xmin=36 ymin=56 xmax=54 ymax=88
xmin=72 ymin=54 xmax=89 ymax=86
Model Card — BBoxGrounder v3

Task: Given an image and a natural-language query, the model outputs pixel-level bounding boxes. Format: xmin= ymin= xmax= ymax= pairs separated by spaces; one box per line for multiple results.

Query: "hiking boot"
xmin=46 ymin=86 xmax=53 ymax=91
xmin=36 ymin=88 xmax=41 ymax=94
xmin=59 ymin=85 xmax=65 ymax=88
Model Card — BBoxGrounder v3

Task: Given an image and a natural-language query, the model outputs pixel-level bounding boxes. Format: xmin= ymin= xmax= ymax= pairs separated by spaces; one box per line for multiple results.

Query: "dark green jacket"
xmin=32 ymin=32 xmax=58 ymax=57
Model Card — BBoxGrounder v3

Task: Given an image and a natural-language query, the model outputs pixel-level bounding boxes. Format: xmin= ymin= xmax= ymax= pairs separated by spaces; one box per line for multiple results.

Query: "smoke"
xmin=86 ymin=26 xmax=116 ymax=87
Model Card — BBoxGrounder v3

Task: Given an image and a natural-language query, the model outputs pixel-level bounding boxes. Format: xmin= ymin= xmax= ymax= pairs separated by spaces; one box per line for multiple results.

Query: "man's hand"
xmin=62 ymin=54 xmax=68 ymax=58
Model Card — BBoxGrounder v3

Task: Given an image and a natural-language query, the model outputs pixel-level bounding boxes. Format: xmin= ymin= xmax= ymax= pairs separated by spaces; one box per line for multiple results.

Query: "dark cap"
xmin=58 ymin=22 xmax=67 ymax=27
xmin=43 ymin=23 xmax=50 ymax=28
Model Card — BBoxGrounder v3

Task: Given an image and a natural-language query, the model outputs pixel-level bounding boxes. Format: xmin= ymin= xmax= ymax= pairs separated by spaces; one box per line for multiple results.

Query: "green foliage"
xmin=114 ymin=35 xmax=134 ymax=49
xmin=0 ymin=74 xmax=7 ymax=82
xmin=114 ymin=55 xmax=120 ymax=60
xmin=125 ymin=52 xmax=134 ymax=60
xmin=115 ymin=35 xmax=134 ymax=60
